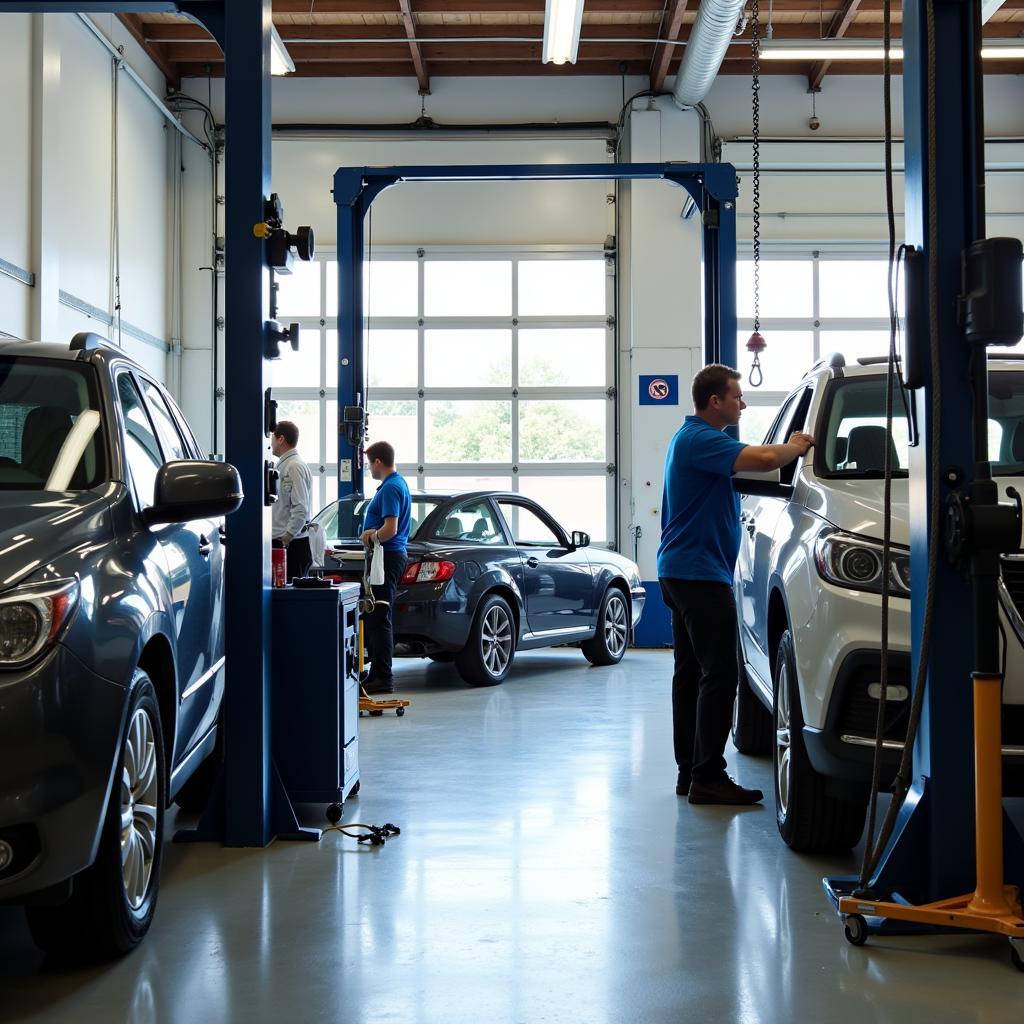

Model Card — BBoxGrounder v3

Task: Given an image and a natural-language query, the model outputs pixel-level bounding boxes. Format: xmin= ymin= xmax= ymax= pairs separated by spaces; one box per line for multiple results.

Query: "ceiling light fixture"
xmin=756 ymin=38 xmax=1024 ymax=61
xmin=543 ymin=0 xmax=586 ymax=66
xmin=270 ymin=25 xmax=296 ymax=75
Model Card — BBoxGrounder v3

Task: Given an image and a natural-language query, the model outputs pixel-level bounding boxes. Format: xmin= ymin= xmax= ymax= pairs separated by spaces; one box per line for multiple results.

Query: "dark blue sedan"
xmin=315 ymin=492 xmax=645 ymax=686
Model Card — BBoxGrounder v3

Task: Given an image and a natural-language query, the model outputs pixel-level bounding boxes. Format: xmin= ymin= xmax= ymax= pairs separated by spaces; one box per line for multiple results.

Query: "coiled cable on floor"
xmin=324 ymin=820 xmax=402 ymax=847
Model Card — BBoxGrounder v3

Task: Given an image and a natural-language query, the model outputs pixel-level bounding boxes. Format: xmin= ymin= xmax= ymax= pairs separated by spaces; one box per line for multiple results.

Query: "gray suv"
xmin=0 ymin=334 xmax=241 ymax=958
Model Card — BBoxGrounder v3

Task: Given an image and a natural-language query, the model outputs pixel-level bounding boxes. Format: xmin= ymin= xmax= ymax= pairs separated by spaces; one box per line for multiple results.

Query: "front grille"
xmin=1000 ymin=557 xmax=1024 ymax=620
xmin=835 ymin=660 xmax=912 ymax=742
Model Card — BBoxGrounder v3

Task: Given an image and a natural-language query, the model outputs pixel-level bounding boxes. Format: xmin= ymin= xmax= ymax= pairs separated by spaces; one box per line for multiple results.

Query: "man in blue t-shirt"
xmin=360 ymin=440 xmax=412 ymax=695
xmin=658 ymin=364 xmax=814 ymax=805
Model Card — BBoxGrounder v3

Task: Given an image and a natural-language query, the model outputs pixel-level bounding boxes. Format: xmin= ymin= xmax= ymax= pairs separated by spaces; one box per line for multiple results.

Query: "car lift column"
xmin=333 ymin=164 xmax=737 ymax=495
xmin=826 ymin=0 xmax=1024 ymax=912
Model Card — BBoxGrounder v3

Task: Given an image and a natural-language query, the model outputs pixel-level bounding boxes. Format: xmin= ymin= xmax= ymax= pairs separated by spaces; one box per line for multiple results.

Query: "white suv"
xmin=732 ymin=353 xmax=1024 ymax=853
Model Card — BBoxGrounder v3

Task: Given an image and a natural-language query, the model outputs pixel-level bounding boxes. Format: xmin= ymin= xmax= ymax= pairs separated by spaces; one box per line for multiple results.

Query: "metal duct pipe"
xmin=672 ymin=0 xmax=747 ymax=110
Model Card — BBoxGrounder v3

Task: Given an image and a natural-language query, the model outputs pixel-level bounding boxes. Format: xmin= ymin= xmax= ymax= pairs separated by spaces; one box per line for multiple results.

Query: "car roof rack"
xmin=69 ymin=332 xmax=107 ymax=354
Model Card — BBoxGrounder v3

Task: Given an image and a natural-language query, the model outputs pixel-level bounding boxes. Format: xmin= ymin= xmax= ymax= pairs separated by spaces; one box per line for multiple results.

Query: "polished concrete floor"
xmin=2 ymin=649 xmax=1024 ymax=1023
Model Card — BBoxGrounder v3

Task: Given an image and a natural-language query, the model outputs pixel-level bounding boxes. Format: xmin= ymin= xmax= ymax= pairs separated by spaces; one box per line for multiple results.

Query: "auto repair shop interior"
xmin=0 ymin=1 xmax=1023 ymax=1021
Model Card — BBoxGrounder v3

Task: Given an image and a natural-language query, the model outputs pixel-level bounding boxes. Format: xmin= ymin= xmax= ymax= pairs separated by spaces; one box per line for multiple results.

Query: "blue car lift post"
xmin=823 ymin=0 xmax=1024 ymax=964
xmin=331 ymin=163 xmax=740 ymax=497
xmin=3 ymin=0 xmax=314 ymax=845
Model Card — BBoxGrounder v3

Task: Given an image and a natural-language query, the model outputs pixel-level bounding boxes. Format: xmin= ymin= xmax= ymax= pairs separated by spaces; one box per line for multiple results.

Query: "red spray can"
xmin=272 ymin=547 xmax=286 ymax=588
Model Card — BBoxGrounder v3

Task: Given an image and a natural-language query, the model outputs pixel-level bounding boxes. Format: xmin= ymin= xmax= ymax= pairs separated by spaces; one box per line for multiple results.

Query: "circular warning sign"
xmin=648 ymin=378 xmax=670 ymax=400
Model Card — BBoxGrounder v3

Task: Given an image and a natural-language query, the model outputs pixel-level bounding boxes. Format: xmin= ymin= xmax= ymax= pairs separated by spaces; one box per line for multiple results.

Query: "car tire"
xmin=732 ymin=637 xmax=772 ymax=756
xmin=773 ymin=631 xmax=867 ymax=853
xmin=26 ymin=671 xmax=166 ymax=960
xmin=455 ymin=593 xmax=516 ymax=686
xmin=581 ymin=587 xmax=629 ymax=667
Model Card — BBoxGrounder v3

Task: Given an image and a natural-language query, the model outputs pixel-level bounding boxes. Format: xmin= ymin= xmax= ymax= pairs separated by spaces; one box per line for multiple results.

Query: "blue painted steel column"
xmin=218 ymin=0 xmax=274 ymax=847
xmin=702 ymin=164 xmax=739 ymax=371
xmin=333 ymin=171 xmax=395 ymax=499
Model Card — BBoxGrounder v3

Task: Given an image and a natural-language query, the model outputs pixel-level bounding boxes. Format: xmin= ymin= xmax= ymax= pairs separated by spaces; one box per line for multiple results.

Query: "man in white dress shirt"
xmin=271 ymin=420 xmax=314 ymax=582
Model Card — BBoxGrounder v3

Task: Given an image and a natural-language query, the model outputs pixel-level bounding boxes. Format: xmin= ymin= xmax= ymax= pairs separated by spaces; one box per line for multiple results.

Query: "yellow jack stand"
xmin=839 ymin=674 xmax=1024 ymax=970
xmin=356 ymin=620 xmax=410 ymax=718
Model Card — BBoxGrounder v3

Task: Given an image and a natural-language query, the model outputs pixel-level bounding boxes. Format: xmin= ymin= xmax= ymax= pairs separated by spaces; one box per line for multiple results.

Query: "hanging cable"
xmin=857 ymin=0 xmax=899 ymax=889
xmin=746 ymin=0 xmax=766 ymax=386
xmin=108 ymin=56 xmax=124 ymax=347
xmin=856 ymin=0 xmax=944 ymax=891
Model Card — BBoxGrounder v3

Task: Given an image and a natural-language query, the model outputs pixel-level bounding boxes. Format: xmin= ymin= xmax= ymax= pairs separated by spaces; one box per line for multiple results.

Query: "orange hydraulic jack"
xmin=838 ymin=672 xmax=1024 ymax=970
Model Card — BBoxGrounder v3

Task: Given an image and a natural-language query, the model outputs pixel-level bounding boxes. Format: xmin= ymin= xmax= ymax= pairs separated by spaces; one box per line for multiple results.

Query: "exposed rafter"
xmin=807 ymin=0 xmax=864 ymax=91
xmin=397 ymin=0 xmax=431 ymax=93
xmin=117 ymin=12 xmax=180 ymax=86
xmin=649 ymin=0 xmax=689 ymax=92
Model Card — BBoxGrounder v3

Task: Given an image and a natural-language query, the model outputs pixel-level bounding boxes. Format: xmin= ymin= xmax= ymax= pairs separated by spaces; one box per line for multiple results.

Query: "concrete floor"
xmin=2 ymin=648 xmax=1023 ymax=1023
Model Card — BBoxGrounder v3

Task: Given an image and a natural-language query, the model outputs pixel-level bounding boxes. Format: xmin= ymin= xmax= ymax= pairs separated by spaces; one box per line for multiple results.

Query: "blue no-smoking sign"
xmin=639 ymin=374 xmax=679 ymax=406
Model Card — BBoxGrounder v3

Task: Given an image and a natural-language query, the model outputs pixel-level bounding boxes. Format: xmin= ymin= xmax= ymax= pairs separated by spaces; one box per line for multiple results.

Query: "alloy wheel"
xmin=481 ymin=605 xmax=513 ymax=678
xmin=775 ymin=660 xmax=792 ymax=819
xmin=120 ymin=707 xmax=159 ymax=911
xmin=603 ymin=594 xmax=628 ymax=658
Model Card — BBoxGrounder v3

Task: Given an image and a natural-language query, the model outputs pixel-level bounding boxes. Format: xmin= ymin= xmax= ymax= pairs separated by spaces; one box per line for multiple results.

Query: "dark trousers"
xmin=274 ymin=536 xmax=312 ymax=583
xmin=659 ymin=578 xmax=739 ymax=784
xmin=365 ymin=550 xmax=407 ymax=685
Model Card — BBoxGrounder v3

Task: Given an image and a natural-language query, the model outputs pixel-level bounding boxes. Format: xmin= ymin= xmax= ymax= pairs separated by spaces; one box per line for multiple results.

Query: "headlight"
xmin=815 ymin=532 xmax=910 ymax=597
xmin=0 ymin=579 xmax=80 ymax=667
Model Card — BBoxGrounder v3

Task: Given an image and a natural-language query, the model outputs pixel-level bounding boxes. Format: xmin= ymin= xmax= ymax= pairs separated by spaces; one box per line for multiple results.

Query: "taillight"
xmin=401 ymin=560 xmax=456 ymax=584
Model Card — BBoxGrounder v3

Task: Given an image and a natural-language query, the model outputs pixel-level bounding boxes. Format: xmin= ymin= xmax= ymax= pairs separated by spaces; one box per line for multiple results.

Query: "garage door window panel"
xmin=517 ymin=259 xmax=605 ymax=317
xmin=424 ymin=261 xmax=512 ymax=318
xmin=424 ymin=330 xmax=512 ymax=389
xmin=519 ymin=329 xmax=606 ymax=387
xmin=425 ymin=401 xmax=512 ymax=463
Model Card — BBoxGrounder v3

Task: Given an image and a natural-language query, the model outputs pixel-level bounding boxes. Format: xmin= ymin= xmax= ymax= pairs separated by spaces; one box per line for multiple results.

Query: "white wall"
xmin=0 ymin=12 xmax=191 ymax=383
xmin=0 ymin=14 xmax=33 ymax=339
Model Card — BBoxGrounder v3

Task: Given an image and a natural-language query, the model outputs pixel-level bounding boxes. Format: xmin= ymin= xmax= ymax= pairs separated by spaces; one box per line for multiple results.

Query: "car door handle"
xmin=526 ymin=556 xmax=539 ymax=568
xmin=199 ymin=535 xmax=213 ymax=558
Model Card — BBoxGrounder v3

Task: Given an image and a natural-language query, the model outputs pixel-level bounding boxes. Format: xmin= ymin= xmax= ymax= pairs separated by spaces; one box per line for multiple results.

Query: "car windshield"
xmin=0 ymin=357 xmax=106 ymax=491
xmin=313 ymin=495 xmax=442 ymax=543
xmin=821 ymin=370 xmax=1024 ymax=478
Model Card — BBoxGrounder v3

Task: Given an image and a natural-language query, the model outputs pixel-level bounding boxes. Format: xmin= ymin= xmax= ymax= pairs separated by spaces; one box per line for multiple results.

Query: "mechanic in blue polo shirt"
xmin=360 ymin=440 xmax=412 ymax=695
xmin=659 ymin=364 xmax=814 ymax=806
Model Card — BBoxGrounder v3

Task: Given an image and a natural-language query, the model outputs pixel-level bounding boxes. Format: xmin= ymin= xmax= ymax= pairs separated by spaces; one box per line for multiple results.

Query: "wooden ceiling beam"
xmin=807 ymin=0 xmax=864 ymax=91
xmin=117 ymin=12 xmax=180 ymax=85
xmin=271 ymin=0 xmax=667 ymax=12
xmin=397 ymin=0 xmax=431 ymax=92
xmin=649 ymin=0 xmax=688 ymax=92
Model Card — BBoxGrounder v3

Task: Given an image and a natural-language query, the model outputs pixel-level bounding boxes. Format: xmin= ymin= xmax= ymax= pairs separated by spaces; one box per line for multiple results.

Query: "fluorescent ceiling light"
xmin=270 ymin=25 xmax=295 ymax=76
xmin=543 ymin=0 xmax=586 ymax=66
xmin=757 ymin=38 xmax=1024 ymax=61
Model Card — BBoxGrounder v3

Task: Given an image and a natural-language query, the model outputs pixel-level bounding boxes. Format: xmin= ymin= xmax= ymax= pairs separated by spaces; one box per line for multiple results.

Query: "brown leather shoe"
xmin=676 ymin=773 xmax=691 ymax=797
xmin=687 ymin=776 xmax=764 ymax=805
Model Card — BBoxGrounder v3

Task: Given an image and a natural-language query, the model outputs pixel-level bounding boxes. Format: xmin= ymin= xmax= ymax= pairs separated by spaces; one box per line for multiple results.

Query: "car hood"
xmin=0 ymin=489 xmax=112 ymax=592
xmin=808 ymin=474 xmax=1024 ymax=549
xmin=806 ymin=477 xmax=911 ymax=547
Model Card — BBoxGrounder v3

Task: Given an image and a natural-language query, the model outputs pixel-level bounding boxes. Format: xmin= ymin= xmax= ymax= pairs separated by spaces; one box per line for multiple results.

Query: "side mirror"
xmin=571 ymin=531 xmax=591 ymax=549
xmin=144 ymin=461 xmax=244 ymax=526
xmin=733 ymin=468 xmax=794 ymax=499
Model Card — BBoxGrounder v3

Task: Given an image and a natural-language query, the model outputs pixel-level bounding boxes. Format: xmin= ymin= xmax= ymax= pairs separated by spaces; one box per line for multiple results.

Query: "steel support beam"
xmin=332 ymin=161 xmax=737 ymax=496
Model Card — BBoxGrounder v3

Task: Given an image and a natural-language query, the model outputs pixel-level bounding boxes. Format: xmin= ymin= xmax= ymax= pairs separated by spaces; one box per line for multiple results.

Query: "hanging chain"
xmin=749 ymin=0 xmax=764 ymax=387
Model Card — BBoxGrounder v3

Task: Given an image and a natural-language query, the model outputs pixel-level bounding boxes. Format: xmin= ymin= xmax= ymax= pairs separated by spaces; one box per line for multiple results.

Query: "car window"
xmin=774 ymin=386 xmax=813 ymax=484
xmin=315 ymin=494 xmax=441 ymax=542
xmin=765 ymin=388 xmax=807 ymax=445
xmin=162 ymin=387 xmax=203 ymax=459
xmin=434 ymin=500 xmax=505 ymax=544
xmin=819 ymin=377 xmax=911 ymax=476
xmin=117 ymin=374 xmax=164 ymax=508
xmin=497 ymin=500 xmax=561 ymax=547
xmin=140 ymin=379 xmax=189 ymax=462
xmin=0 ymin=357 xmax=106 ymax=491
